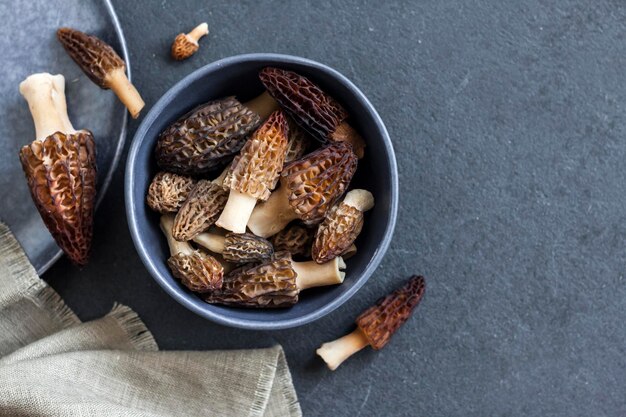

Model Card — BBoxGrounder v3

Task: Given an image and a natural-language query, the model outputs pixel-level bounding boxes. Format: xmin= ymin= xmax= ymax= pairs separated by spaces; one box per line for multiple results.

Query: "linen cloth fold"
xmin=0 ymin=223 xmax=301 ymax=417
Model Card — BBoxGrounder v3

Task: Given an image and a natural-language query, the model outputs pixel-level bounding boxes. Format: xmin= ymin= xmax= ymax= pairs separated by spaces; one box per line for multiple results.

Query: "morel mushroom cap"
xmin=312 ymin=189 xmax=374 ymax=263
xmin=171 ymin=22 xmax=209 ymax=61
xmin=155 ymin=97 xmax=261 ymax=175
xmin=316 ymin=275 xmax=426 ymax=370
xmin=259 ymin=67 xmax=365 ymax=157
xmin=270 ymin=224 xmax=314 ymax=258
xmin=216 ymin=110 xmax=289 ymax=233
xmin=193 ymin=231 xmax=273 ymax=264
xmin=204 ymin=251 xmax=345 ymax=308
xmin=284 ymin=116 xmax=313 ymax=163
xmin=172 ymin=179 xmax=228 ymax=241
xmin=57 ymin=28 xmax=144 ymax=118
xmin=146 ymin=172 xmax=196 ymax=213
xmin=18 ymin=73 xmax=97 ymax=266
xmin=160 ymin=215 xmax=223 ymax=292
xmin=247 ymin=141 xmax=358 ymax=238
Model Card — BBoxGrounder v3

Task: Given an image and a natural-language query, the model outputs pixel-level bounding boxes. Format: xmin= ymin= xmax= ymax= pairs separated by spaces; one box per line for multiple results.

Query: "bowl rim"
xmin=125 ymin=53 xmax=399 ymax=330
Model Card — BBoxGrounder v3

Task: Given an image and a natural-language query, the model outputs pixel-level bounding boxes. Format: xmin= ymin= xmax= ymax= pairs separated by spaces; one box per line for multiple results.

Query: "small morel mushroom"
xmin=160 ymin=215 xmax=223 ymax=292
xmin=57 ymin=27 xmax=144 ymax=118
xmin=270 ymin=224 xmax=314 ymax=258
xmin=18 ymin=73 xmax=97 ymax=266
xmin=193 ymin=232 xmax=273 ymax=264
xmin=317 ymin=275 xmax=426 ymax=370
xmin=216 ymin=110 xmax=289 ymax=233
xmin=172 ymin=178 xmax=228 ymax=241
xmin=171 ymin=22 xmax=209 ymax=61
xmin=155 ymin=97 xmax=262 ymax=175
xmin=204 ymin=252 xmax=345 ymax=308
xmin=247 ymin=141 xmax=358 ymax=238
xmin=146 ymin=172 xmax=196 ymax=213
xmin=312 ymin=189 xmax=374 ymax=263
xmin=259 ymin=67 xmax=366 ymax=158
xmin=284 ymin=116 xmax=313 ymax=163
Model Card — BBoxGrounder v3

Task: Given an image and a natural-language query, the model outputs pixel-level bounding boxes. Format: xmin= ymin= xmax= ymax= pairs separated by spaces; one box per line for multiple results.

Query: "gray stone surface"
xmin=43 ymin=0 xmax=626 ymax=415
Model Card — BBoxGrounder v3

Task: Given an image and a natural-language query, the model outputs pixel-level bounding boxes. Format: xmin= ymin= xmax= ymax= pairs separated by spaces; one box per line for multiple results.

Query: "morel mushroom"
xmin=312 ymin=189 xmax=374 ymax=263
xmin=284 ymin=116 xmax=312 ymax=163
xmin=160 ymin=215 xmax=223 ymax=292
xmin=259 ymin=67 xmax=366 ymax=158
xmin=204 ymin=252 xmax=345 ymax=308
xmin=172 ymin=178 xmax=228 ymax=241
xmin=317 ymin=275 xmax=426 ymax=370
xmin=247 ymin=141 xmax=358 ymax=238
xmin=146 ymin=172 xmax=196 ymax=213
xmin=216 ymin=110 xmax=289 ymax=233
xmin=18 ymin=73 xmax=97 ymax=266
xmin=57 ymin=28 xmax=144 ymax=118
xmin=193 ymin=232 xmax=273 ymax=264
xmin=155 ymin=97 xmax=262 ymax=175
xmin=270 ymin=224 xmax=314 ymax=258
xmin=171 ymin=22 xmax=208 ymax=60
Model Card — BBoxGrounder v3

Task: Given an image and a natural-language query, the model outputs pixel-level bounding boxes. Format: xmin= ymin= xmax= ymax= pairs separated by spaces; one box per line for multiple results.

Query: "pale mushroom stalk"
xmin=216 ymin=190 xmax=259 ymax=233
xmin=106 ymin=68 xmax=145 ymax=118
xmin=292 ymin=257 xmax=346 ymax=290
xmin=246 ymin=185 xmax=295 ymax=237
xmin=316 ymin=328 xmax=369 ymax=371
xmin=193 ymin=232 xmax=226 ymax=254
xmin=244 ymin=91 xmax=280 ymax=120
xmin=188 ymin=22 xmax=209 ymax=42
xmin=161 ymin=215 xmax=194 ymax=256
xmin=19 ymin=73 xmax=97 ymax=266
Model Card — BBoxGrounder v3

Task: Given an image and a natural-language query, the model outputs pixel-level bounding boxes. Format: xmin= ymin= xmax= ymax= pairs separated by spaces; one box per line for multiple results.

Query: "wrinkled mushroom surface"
xmin=172 ymin=180 xmax=228 ymax=241
xmin=222 ymin=233 xmax=274 ymax=264
xmin=270 ymin=224 xmax=314 ymax=258
xmin=171 ymin=22 xmax=208 ymax=60
xmin=155 ymin=97 xmax=261 ymax=175
xmin=146 ymin=172 xmax=196 ymax=213
xmin=284 ymin=116 xmax=312 ymax=163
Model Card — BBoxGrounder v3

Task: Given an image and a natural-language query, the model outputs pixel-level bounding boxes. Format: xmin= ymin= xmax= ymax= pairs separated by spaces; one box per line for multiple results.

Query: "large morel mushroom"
xmin=193 ymin=231 xmax=273 ymax=264
xmin=160 ymin=215 xmax=223 ymax=292
xmin=216 ymin=110 xmax=289 ymax=233
xmin=57 ymin=27 xmax=144 ymax=118
xmin=18 ymin=73 xmax=97 ymax=266
xmin=316 ymin=275 xmax=426 ymax=370
xmin=172 ymin=178 xmax=228 ymax=241
xmin=204 ymin=252 xmax=345 ymax=308
xmin=146 ymin=171 xmax=196 ymax=213
xmin=259 ymin=67 xmax=366 ymax=157
xmin=247 ymin=141 xmax=358 ymax=238
xmin=312 ymin=189 xmax=374 ymax=263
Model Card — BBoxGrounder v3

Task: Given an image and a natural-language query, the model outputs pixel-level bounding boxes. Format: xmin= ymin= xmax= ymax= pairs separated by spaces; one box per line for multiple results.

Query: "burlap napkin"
xmin=0 ymin=222 xmax=301 ymax=417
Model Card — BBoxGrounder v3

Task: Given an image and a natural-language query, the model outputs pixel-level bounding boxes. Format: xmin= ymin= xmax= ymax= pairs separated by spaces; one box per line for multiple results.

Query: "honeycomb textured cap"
xmin=271 ymin=224 xmax=314 ymax=258
xmin=223 ymin=110 xmax=289 ymax=200
xmin=356 ymin=276 xmax=426 ymax=350
xmin=281 ymin=141 xmax=358 ymax=225
xmin=204 ymin=251 xmax=298 ymax=308
xmin=312 ymin=202 xmax=363 ymax=263
xmin=146 ymin=172 xmax=196 ymax=213
xmin=172 ymin=180 xmax=228 ymax=241
xmin=168 ymin=250 xmax=224 ymax=292
xmin=19 ymin=131 xmax=97 ymax=266
xmin=155 ymin=97 xmax=261 ymax=175
xmin=57 ymin=27 xmax=124 ymax=89
xmin=222 ymin=232 xmax=274 ymax=264
xmin=259 ymin=67 xmax=348 ymax=141
xmin=284 ymin=116 xmax=313 ymax=163
xmin=171 ymin=34 xmax=199 ymax=60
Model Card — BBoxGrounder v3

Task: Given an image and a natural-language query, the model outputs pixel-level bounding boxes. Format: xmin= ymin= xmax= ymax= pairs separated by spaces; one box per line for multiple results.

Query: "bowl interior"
xmin=127 ymin=54 xmax=397 ymax=329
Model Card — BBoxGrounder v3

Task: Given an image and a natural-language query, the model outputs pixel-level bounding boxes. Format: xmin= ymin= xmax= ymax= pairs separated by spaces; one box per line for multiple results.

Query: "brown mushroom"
xmin=160 ymin=214 xmax=223 ymax=292
xmin=172 ymin=177 xmax=228 ymax=241
xmin=193 ymin=231 xmax=273 ymax=264
xmin=259 ymin=67 xmax=366 ymax=158
xmin=18 ymin=73 xmax=97 ymax=266
xmin=247 ymin=141 xmax=358 ymax=238
xmin=155 ymin=97 xmax=262 ymax=175
xmin=312 ymin=189 xmax=374 ymax=263
xmin=171 ymin=23 xmax=209 ymax=61
xmin=316 ymin=275 xmax=426 ymax=370
xmin=284 ymin=116 xmax=313 ymax=163
xmin=204 ymin=252 xmax=345 ymax=308
xmin=146 ymin=172 xmax=196 ymax=213
xmin=216 ymin=110 xmax=289 ymax=233
xmin=57 ymin=27 xmax=144 ymax=118
xmin=270 ymin=224 xmax=314 ymax=258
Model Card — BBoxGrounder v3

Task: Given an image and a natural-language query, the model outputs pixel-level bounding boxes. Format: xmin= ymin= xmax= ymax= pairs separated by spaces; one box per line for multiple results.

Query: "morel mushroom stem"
xmin=20 ymin=74 xmax=76 ymax=140
xmin=244 ymin=91 xmax=279 ymax=120
xmin=160 ymin=215 xmax=193 ymax=256
xmin=107 ymin=68 xmax=145 ymax=119
xmin=216 ymin=190 xmax=259 ymax=233
xmin=292 ymin=257 xmax=346 ymax=290
xmin=247 ymin=186 xmax=296 ymax=237
xmin=188 ymin=22 xmax=209 ymax=42
xmin=316 ymin=328 xmax=369 ymax=371
xmin=192 ymin=232 xmax=226 ymax=254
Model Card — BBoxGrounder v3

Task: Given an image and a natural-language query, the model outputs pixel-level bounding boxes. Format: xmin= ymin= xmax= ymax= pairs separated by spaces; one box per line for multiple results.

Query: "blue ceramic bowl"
xmin=125 ymin=54 xmax=398 ymax=330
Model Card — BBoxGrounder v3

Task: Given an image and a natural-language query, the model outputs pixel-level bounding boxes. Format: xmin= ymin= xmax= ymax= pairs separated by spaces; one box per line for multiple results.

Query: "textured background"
xmin=44 ymin=1 xmax=626 ymax=416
